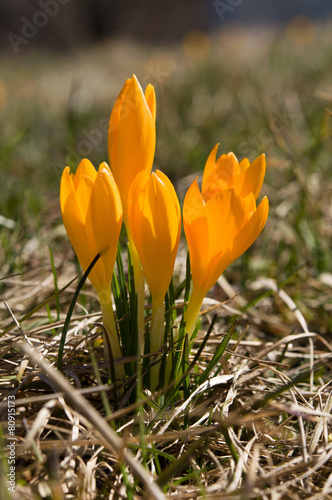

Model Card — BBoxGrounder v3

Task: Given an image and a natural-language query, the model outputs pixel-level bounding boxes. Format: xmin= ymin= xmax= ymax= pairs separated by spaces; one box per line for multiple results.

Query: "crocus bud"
xmin=60 ymin=159 xmax=123 ymax=293
xmin=108 ymin=75 xmax=156 ymax=223
xmin=202 ymin=144 xmax=266 ymax=201
xmin=128 ymin=169 xmax=181 ymax=306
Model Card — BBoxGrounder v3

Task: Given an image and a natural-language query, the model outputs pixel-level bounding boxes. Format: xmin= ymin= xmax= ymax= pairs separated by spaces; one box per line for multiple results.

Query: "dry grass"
xmin=1 ymin=267 xmax=332 ymax=498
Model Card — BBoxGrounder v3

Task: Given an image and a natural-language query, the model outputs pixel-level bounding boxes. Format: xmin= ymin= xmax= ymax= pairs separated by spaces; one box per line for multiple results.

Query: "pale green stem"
xmin=183 ymin=285 xmax=205 ymax=339
xmin=149 ymin=297 xmax=165 ymax=392
xmin=127 ymin=228 xmax=145 ymax=356
xmin=164 ymin=322 xmax=179 ymax=388
xmin=98 ymin=289 xmax=125 ymax=382
xmin=164 ymin=287 xmax=204 ymax=386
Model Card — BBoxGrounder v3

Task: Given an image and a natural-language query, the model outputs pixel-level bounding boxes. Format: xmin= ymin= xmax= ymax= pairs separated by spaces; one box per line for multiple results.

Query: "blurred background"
xmin=0 ymin=0 xmax=331 ymax=327
xmin=1 ymin=0 xmax=332 ymax=47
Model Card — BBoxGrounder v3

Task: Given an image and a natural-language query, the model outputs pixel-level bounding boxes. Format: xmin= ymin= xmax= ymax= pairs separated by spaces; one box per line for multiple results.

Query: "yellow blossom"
xmin=60 ymin=159 xmax=124 ymax=379
xmin=128 ymin=169 xmax=181 ymax=386
xmin=128 ymin=170 xmax=181 ymax=306
xmin=108 ymin=74 xmax=156 ymax=222
xmin=60 ymin=159 xmax=122 ymax=292
xmin=183 ymin=153 xmax=269 ymax=335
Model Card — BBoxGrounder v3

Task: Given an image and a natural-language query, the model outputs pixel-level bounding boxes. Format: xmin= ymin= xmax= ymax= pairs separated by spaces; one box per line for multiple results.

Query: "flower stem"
xmin=127 ymin=228 xmax=145 ymax=356
xmin=150 ymin=298 xmax=165 ymax=391
xmin=183 ymin=285 xmax=205 ymax=338
xmin=98 ymin=289 xmax=125 ymax=381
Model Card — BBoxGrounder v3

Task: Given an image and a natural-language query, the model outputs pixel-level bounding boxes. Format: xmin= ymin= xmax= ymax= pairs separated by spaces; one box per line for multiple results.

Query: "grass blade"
xmin=57 ymin=253 xmax=100 ymax=371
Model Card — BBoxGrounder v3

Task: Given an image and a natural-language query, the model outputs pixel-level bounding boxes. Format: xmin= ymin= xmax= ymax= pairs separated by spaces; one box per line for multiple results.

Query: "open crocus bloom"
xmin=128 ymin=169 xmax=181 ymax=306
xmin=183 ymin=172 xmax=269 ymax=335
xmin=184 ymin=180 xmax=269 ymax=296
xmin=202 ymin=144 xmax=266 ymax=201
xmin=60 ymin=159 xmax=123 ymax=293
xmin=108 ymin=74 xmax=156 ymax=223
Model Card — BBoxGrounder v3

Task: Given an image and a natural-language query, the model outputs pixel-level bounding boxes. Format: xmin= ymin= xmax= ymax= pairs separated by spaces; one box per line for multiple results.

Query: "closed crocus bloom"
xmin=108 ymin=74 xmax=156 ymax=222
xmin=202 ymin=144 xmax=266 ymax=201
xmin=109 ymin=75 xmax=156 ymax=355
xmin=183 ymin=179 xmax=269 ymax=335
xmin=60 ymin=159 xmax=122 ymax=292
xmin=60 ymin=159 xmax=124 ymax=379
xmin=128 ymin=169 xmax=181 ymax=387
xmin=128 ymin=170 xmax=181 ymax=306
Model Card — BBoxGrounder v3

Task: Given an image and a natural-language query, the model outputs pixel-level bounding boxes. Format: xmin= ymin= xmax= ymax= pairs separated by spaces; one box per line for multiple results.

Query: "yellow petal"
xmin=198 ymin=188 xmax=248 ymax=290
xmin=127 ymin=170 xmax=150 ymax=246
xmin=91 ymin=163 xmax=123 ymax=254
xmin=75 ymin=174 xmax=94 ymax=222
xmin=232 ymin=195 xmax=269 ymax=261
xmin=205 ymin=188 xmax=248 ymax=257
xmin=143 ymin=174 xmax=181 ymax=302
xmin=183 ymin=179 xmax=210 ymax=288
xmin=239 ymin=154 xmax=266 ymax=199
xmin=61 ymin=183 xmax=96 ymax=281
xmin=60 ymin=166 xmax=73 ymax=214
xmin=239 ymin=157 xmax=250 ymax=172
xmin=128 ymin=171 xmax=181 ymax=304
xmin=209 ymin=196 xmax=269 ymax=285
xmin=73 ymin=158 xmax=97 ymax=188
xmin=89 ymin=163 xmax=123 ymax=290
xmin=108 ymin=78 xmax=131 ymax=181
xmin=201 ymin=143 xmax=219 ymax=196
xmin=145 ymin=84 xmax=156 ymax=123
xmin=155 ymin=169 xmax=181 ymax=220
xmin=183 ymin=176 xmax=205 ymax=224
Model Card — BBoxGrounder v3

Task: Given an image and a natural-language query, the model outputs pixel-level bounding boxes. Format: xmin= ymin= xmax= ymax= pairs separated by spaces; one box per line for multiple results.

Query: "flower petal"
xmin=183 ymin=179 xmax=210 ymax=288
xmin=145 ymin=84 xmax=156 ymax=123
xmin=60 ymin=166 xmax=73 ymax=214
xmin=89 ymin=163 xmax=123 ymax=290
xmin=128 ymin=171 xmax=181 ymax=304
xmin=239 ymin=154 xmax=266 ymax=199
xmin=202 ymin=143 xmax=219 ymax=193
xmin=212 ymin=195 xmax=269 ymax=281
xmin=73 ymin=158 xmax=97 ymax=188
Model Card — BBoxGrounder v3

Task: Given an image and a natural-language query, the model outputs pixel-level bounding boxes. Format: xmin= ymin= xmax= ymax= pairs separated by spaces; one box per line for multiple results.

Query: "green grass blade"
xmin=48 ymin=245 xmax=60 ymax=322
xmin=57 ymin=253 xmax=100 ymax=371
xmin=198 ymin=321 xmax=236 ymax=386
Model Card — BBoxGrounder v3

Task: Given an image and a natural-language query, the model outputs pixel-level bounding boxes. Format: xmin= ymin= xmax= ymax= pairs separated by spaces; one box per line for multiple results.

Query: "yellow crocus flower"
xmin=128 ymin=170 xmax=181 ymax=306
xmin=108 ymin=74 xmax=156 ymax=222
xmin=202 ymin=144 xmax=266 ymax=201
xmin=128 ymin=170 xmax=181 ymax=386
xmin=60 ymin=159 xmax=124 ymax=379
xmin=183 ymin=172 xmax=269 ymax=336
xmin=108 ymin=75 xmax=156 ymax=354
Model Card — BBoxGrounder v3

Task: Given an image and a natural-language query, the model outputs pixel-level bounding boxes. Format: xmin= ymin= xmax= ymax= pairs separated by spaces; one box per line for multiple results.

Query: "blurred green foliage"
xmin=0 ymin=21 xmax=331 ymax=306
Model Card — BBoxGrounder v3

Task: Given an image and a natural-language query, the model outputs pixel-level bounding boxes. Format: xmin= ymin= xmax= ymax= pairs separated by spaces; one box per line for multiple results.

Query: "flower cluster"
xmin=60 ymin=75 xmax=269 ymax=387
